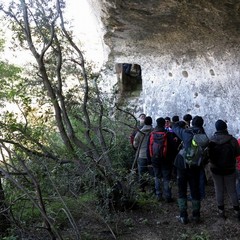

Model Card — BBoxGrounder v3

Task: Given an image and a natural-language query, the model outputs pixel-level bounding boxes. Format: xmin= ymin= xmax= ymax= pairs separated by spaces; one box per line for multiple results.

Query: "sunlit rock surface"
xmin=88 ymin=0 xmax=240 ymax=136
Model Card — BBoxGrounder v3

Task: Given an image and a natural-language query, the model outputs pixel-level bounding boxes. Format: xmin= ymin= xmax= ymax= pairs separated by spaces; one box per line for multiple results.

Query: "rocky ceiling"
xmin=92 ymin=0 xmax=240 ymax=57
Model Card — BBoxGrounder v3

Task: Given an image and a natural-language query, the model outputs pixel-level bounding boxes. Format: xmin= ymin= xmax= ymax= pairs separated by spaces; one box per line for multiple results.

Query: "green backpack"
xmin=185 ymin=133 xmax=209 ymax=166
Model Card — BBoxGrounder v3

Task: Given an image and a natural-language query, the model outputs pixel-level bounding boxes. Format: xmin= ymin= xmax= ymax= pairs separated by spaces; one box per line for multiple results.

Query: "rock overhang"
xmin=87 ymin=0 xmax=240 ymax=137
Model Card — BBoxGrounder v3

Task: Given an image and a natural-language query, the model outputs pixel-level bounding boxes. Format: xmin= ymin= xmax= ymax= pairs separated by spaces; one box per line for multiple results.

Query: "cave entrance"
xmin=115 ymin=63 xmax=142 ymax=94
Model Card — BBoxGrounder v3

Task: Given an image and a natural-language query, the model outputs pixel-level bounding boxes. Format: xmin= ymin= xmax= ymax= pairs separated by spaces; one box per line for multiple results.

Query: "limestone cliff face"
xmin=88 ymin=0 xmax=240 ymax=136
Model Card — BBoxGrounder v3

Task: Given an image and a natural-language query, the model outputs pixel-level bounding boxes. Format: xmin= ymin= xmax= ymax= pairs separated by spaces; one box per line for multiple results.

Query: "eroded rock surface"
xmin=88 ymin=0 xmax=240 ymax=136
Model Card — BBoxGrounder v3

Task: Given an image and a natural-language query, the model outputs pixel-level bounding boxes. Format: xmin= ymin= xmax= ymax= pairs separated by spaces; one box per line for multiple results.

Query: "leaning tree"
xmin=0 ymin=0 xmax=136 ymax=239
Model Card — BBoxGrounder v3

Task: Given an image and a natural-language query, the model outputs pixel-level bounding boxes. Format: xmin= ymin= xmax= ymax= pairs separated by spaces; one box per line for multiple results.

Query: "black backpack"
xmin=208 ymin=140 xmax=235 ymax=169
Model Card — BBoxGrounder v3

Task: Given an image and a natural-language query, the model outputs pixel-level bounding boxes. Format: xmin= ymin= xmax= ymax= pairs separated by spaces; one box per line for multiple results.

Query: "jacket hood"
xmin=153 ymin=126 xmax=166 ymax=132
xmin=186 ymin=126 xmax=205 ymax=134
xmin=141 ymin=125 xmax=152 ymax=133
xmin=210 ymin=130 xmax=232 ymax=144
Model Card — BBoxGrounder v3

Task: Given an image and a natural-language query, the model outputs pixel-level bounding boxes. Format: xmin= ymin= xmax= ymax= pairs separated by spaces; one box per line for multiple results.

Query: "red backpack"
xmin=149 ymin=131 xmax=168 ymax=159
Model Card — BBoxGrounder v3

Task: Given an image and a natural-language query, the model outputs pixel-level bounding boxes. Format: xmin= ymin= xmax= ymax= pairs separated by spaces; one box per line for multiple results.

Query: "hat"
xmin=144 ymin=116 xmax=152 ymax=125
xmin=215 ymin=119 xmax=227 ymax=131
xmin=156 ymin=117 xmax=165 ymax=127
xmin=192 ymin=116 xmax=204 ymax=127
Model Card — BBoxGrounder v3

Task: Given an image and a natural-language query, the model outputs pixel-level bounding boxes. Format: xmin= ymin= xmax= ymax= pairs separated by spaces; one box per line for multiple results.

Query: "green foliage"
xmin=123 ymin=217 xmax=134 ymax=228
xmin=11 ymin=201 xmax=42 ymax=225
xmin=191 ymin=232 xmax=210 ymax=240
xmin=180 ymin=231 xmax=210 ymax=240
xmin=5 ymin=176 xmax=97 ymax=227
xmin=46 ymin=193 xmax=96 ymax=228
xmin=0 ymin=61 xmax=22 ymax=103
xmin=0 ymin=36 xmax=22 ymax=103
xmin=0 ymin=36 xmax=5 ymax=51
xmin=110 ymin=129 xmax=135 ymax=170
xmin=1 ymin=236 xmax=18 ymax=240
xmin=136 ymin=191 xmax=159 ymax=207
xmin=0 ymin=1 xmax=141 ymax=239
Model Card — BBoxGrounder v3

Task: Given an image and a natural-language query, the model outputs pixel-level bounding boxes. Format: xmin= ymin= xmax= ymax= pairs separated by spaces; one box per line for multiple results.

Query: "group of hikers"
xmin=130 ymin=113 xmax=240 ymax=224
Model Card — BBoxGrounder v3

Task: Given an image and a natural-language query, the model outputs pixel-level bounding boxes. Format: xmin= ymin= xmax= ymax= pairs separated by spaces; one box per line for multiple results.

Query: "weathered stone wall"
xmin=87 ymin=0 xmax=240 ymax=137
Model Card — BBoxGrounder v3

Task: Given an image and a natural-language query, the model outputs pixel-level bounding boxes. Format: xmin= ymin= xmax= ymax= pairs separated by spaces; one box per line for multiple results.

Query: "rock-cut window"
xmin=115 ymin=63 xmax=142 ymax=93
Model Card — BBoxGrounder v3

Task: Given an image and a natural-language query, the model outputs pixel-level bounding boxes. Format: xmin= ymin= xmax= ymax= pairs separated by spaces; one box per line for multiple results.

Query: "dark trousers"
xmin=177 ymin=166 xmax=201 ymax=201
xmin=211 ymin=171 xmax=238 ymax=207
xmin=199 ymin=167 xmax=206 ymax=200
xmin=152 ymin=165 xmax=172 ymax=199
xmin=137 ymin=157 xmax=154 ymax=190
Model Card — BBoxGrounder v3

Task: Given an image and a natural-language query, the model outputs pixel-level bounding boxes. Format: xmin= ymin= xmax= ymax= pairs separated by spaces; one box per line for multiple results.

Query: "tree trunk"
xmin=0 ymin=178 xmax=11 ymax=235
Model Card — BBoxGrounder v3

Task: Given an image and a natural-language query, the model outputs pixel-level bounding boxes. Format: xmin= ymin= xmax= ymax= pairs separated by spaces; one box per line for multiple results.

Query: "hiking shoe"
xmin=177 ymin=216 xmax=189 ymax=224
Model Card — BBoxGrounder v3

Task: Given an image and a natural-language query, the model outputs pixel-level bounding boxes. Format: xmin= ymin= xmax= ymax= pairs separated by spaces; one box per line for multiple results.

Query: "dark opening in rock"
xmin=115 ymin=63 xmax=142 ymax=93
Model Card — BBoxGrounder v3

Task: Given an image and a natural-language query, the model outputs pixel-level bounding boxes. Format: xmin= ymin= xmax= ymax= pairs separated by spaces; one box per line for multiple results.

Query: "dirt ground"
xmin=79 ymin=178 xmax=240 ymax=240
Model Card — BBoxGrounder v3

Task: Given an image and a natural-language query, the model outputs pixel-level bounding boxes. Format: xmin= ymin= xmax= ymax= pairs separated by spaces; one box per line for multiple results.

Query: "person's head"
xmin=165 ymin=116 xmax=171 ymax=127
xmin=156 ymin=117 xmax=165 ymax=127
xmin=192 ymin=116 xmax=204 ymax=128
xmin=183 ymin=114 xmax=192 ymax=124
xmin=172 ymin=115 xmax=179 ymax=123
xmin=144 ymin=116 xmax=152 ymax=126
xmin=179 ymin=120 xmax=187 ymax=128
xmin=215 ymin=119 xmax=227 ymax=131
xmin=138 ymin=113 xmax=146 ymax=126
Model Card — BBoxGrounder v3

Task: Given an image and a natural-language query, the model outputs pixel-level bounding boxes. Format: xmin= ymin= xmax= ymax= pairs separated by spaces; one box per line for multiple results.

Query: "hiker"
xmin=183 ymin=114 xmax=192 ymax=128
xmin=147 ymin=117 xmax=174 ymax=202
xmin=165 ymin=116 xmax=172 ymax=132
xmin=130 ymin=113 xmax=146 ymax=150
xmin=171 ymin=115 xmax=180 ymax=125
xmin=172 ymin=116 xmax=208 ymax=224
xmin=199 ymin=155 xmax=209 ymax=201
xmin=236 ymin=138 xmax=240 ymax=200
xmin=169 ymin=116 xmax=182 ymax=183
xmin=208 ymin=120 xmax=240 ymax=220
xmin=133 ymin=116 xmax=154 ymax=192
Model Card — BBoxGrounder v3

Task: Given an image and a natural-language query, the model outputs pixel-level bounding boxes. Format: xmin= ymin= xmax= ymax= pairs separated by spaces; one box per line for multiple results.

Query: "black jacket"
xmin=209 ymin=130 xmax=240 ymax=175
